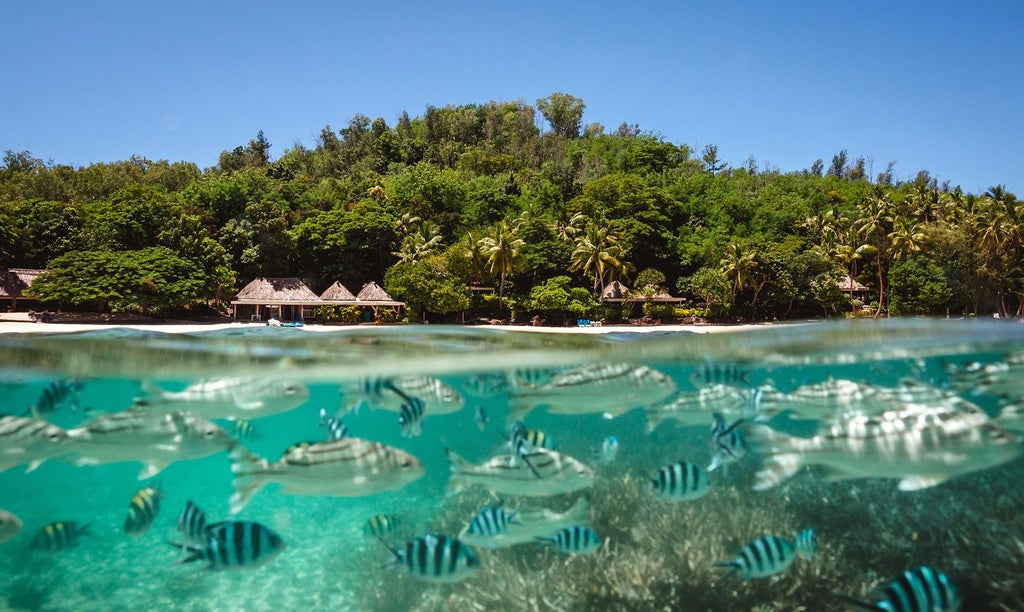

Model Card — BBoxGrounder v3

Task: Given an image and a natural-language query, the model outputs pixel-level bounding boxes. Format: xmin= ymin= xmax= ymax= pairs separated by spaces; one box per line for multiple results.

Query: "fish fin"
xmin=444 ymin=448 xmax=471 ymax=496
xmin=712 ymin=561 xmax=740 ymax=580
xmin=167 ymin=540 xmax=204 ymax=565
xmin=743 ymin=423 xmax=806 ymax=490
xmin=25 ymin=459 xmax=45 ymax=473
xmin=137 ymin=381 xmax=166 ymax=404
xmin=228 ymin=443 xmax=270 ymax=514
xmin=506 ymin=402 xmax=535 ymax=425
xmin=565 ymin=497 xmax=591 ymax=524
xmin=139 ymin=461 xmax=168 ymax=480
xmin=834 ymin=592 xmax=886 ymax=611
xmin=897 ymin=474 xmax=948 ymax=491
xmin=520 ymin=452 xmax=543 ymax=478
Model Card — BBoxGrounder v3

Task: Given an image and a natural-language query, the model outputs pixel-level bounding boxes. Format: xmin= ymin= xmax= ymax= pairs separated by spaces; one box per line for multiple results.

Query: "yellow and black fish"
xmin=124 ymin=483 xmax=163 ymax=536
xmin=362 ymin=514 xmax=401 ymax=537
xmin=31 ymin=521 xmax=91 ymax=552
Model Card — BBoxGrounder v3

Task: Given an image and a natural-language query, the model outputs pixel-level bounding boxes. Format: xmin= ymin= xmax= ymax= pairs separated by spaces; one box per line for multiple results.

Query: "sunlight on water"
xmin=1 ymin=319 xmax=1022 ymax=611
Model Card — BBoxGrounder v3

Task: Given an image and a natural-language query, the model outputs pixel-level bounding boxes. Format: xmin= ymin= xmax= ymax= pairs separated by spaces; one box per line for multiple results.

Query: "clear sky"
xmin=3 ymin=1 xmax=1021 ymax=195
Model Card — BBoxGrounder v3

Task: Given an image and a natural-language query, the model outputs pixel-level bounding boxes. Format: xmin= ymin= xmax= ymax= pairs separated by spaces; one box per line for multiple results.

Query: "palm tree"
xmin=888 ymin=217 xmax=927 ymax=263
xmin=720 ymin=243 xmax=758 ymax=302
xmin=569 ymin=222 xmax=625 ymax=296
xmin=392 ymin=219 xmax=442 ymax=264
xmin=462 ymin=231 xmax=489 ymax=287
xmin=856 ymin=189 xmax=893 ymax=317
xmin=478 ymin=220 xmax=524 ymax=311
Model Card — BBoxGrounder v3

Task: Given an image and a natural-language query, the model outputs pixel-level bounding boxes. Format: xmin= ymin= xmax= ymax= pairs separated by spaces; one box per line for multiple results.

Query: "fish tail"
xmin=444 ymin=448 xmax=470 ymax=496
xmin=712 ymin=561 xmax=740 ymax=580
xmin=167 ymin=540 xmax=204 ymax=565
xmin=743 ymin=423 xmax=806 ymax=491
xmin=137 ymin=381 xmax=165 ymax=405
xmin=506 ymin=402 xmax=534 ymax=425
xmin=565 ymin=497 xmax=591 ymax=524
xmin=228 ymin=443 xmax=270 ymax=515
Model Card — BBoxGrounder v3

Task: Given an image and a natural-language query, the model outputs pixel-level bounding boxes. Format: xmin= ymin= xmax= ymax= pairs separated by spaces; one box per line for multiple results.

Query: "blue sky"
xmin=3 ymin=1 xmax=1021 ymax=195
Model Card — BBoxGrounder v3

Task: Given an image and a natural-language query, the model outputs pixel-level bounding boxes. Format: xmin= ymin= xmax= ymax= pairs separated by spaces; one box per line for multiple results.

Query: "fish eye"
xmin=205 ymin=429 xmax=216 ymax=438
xmin=49 ymin=433 xmax=61 ymax=442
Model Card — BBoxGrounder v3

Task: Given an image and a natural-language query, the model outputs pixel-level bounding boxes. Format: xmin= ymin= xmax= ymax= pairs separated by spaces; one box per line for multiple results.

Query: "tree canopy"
xmin=2 ymin=93 xmax=1019 ymax=320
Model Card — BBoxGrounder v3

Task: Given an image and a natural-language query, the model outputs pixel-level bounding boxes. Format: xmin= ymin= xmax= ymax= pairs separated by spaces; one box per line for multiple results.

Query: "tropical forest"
xmin=1 ymin=93 xmax=1020 ymax=323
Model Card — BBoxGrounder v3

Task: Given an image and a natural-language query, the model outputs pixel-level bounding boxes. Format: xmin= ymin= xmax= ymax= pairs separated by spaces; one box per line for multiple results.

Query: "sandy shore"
xmin=0 ymin=312 xmax=781 ymax=335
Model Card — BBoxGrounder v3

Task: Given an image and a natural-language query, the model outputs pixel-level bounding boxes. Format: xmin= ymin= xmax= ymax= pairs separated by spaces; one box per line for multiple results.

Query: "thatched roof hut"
xmin=231 ymin=277 xmax=322 ymax=321
xmin=837 ymin=275 xmax=869 ymax=294
xmin=599 ymin=280 xmax=684 ymax=304
xmin=0 ymin=268 xmax=45 ymax=309
xmin=356 ymin=281 xmax=402 ymax=305
xmin=319 ymin=281 xmax=357 ymax=302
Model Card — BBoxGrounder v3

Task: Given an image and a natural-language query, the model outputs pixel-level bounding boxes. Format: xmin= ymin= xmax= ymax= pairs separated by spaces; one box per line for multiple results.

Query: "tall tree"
xmin=569 ymin=222 xmax=625 ymax=296
xmin=536 ymin=93 xmax=586 ymax=139
xmin=478 ymin=220 xmax=524 ymax=310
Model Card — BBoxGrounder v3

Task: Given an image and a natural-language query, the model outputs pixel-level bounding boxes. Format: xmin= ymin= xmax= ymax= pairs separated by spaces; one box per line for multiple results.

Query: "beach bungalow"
xmin=599 ymin=280 xmax=686 ymax=305
xmin=837 ymin=275 xmax=871 ymax=303
xmin=354 ymin=281 xmax=404 ymax=322
xmin=319 ymin=280 xmax=357 ymax=302
xmin=231 ymin=277 xmax=321 ymax=322
xmin=0 ymin=268 xmax=45 ymax=311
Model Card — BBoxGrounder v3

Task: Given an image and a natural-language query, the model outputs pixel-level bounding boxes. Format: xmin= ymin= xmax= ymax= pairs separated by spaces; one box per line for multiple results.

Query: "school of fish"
xmin=5 ymin=352 xmax=1024 ymax=609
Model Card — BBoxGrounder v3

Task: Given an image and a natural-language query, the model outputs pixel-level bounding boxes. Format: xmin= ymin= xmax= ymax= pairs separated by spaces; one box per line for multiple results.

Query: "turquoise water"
xmin=1 ymin=320 xmax=1023 ymax=610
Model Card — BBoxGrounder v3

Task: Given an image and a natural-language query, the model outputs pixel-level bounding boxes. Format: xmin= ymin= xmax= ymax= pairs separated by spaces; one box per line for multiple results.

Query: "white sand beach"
xmin=0 ymin=311 xmax=779 ymax=335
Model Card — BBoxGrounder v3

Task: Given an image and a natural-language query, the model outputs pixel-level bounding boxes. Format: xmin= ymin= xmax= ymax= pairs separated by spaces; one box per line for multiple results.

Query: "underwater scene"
xmin=1 ymin=319 xmax=1023 ymax=611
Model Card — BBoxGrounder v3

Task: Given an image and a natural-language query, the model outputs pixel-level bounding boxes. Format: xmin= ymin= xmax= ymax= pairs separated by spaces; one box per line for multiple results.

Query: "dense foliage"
xmin=1 ymin=95 xmax=1019 ymax=320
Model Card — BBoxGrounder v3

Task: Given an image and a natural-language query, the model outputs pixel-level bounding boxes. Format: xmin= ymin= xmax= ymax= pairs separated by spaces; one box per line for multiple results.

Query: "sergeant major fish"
xmin=124 ymin=483 xmax=163 ymax=536
xmin=228 ymin=437 xmax=425 ymax=514
xmin=0 ymin=414 xmax=68 ymax=473
xmin=363 ymin=514 xmax=402 ymax=537
xmin=836 ymin=565 xmax=960 ymax=612
xmin=744 ymin=403 xmax=1021 ymax=491
xmin=651 ymin=461 xmax=712 ymax=501
xmin=319 ymin=408 xmax=350 ymax=440
xmin=459 ymin=498 xmax=590 ymax=549
xmin=714 ymin=528 xmax=816 ymax=579
xmin=446 ymin=447 xmax=594 ymax=497
xmin=26 ymin=379 xmax=85 ymax=419
xmin=507 ymin=362 xmax=676 ymax=422
xmin=137 ymin=378 xmax=309 ymax=420
xmin=63 ymin=408 xmax=233 ymax=480
xmin=31 ymin=521 xmax=91 ymax=552
xmin=461 ymin=505 xmax=519 ymax=547
xmin=177 ymin=500 xmax=208 ymax=544
xmin=536 ymin=525 xmax=602 ymax=555
xmin=708 ymin=412 xmax=747 ymax=472
xmin=383 ymin=534 xmax=480 ymax=583
xmin=170 ymin=520 xmax=286 ymax=570
xmin=0 ymin=508 xmax=23 ymax=544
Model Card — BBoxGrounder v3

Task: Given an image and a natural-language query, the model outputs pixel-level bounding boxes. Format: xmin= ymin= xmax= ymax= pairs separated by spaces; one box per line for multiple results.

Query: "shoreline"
xmin=0 ymin=312 xmax=784 ymax=335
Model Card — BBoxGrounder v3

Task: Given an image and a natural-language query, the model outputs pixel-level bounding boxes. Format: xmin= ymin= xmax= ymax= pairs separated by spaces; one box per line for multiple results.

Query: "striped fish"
xmin=318 ymin=408 xmax=349 ymax=440
xmin=508 ymin=421 xmax=542 ymax=478
xmin=446 ymin=447 xmax=594 ymax=497
xmin=460 ymin=498 xmax=590 ymax=549
xmin=26 ymin=379 xmax=84 ymax=419
xmin=708 ymin=412 xmax=747 ymax=472
xmin=690 ymin=362 xmax=749 ymax=389
xmin=714 ymin=529 xmax=815 ymax=579
xmin=942 ymin=355 xmax=1024 ymax=397
xmin=363 ymin=514 xmax=402 ymax=537
xmin=645 ymin=384 xmax=762 ymax=431
xmin=536 ymin=525 xmax=602 ymax=555
xmin=0 ymin=508 xmax=23 ymax=544
xmin=507 ymin=362 xmax=677 ymax=421
xmin=228 ymin=437 xmax=424 ymax=514
xmin=177 ymin=500 xmax=208 ymax=544
xmin=231 ymin=419 xmax=259 ymax=442
xmin=171 ymin=520 xmax=286 ymax=570
xmin=651 ymin=461 xmax=711 ymax=501
xmin=384 ymin=534 xmax=480 ymax=583
xmin=837 ymin=565 xmax=961 ymax=611
xmin=340 ymin=375 xmax=464 ymax=415
xmin=137 ymin=378 xmax=309 ymax=420
xmin=521 ymin=426 xmax=557 ymax=451
xmin=465 ymin=505 xmax=519 ymax=542
xmin=0 ymin=414 xmax=69 ymax=473
xmin=31 ymin=521 xmax=91 ymax=552
xmin=744 ymin=403 xmax=1022 ymax=491
xmin=398 ymin=396 xmax=425 ymax=437
xmin=63 ymin=408 xmax=233 ymax=480
xmin=124 ymin=483 xmax=163 ymax=536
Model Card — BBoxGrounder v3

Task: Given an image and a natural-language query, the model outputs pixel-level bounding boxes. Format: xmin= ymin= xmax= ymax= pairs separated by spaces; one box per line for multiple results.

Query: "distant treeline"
xmin=1 ymin=93 xmax=1019 ymax=321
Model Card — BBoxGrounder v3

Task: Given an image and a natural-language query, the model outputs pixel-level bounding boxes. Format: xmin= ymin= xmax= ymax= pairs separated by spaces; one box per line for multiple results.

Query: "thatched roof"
xmin=0 ymin=268 xmax=44 ymax=299
xmin=600 ymin=280 xmax=684 ymax=303
xmin=320 ymin=281 xmax=356 ymax=301
xmin=356 ymin=281 xmax=397 ymax=302
xmin=233 ymin=277 xmax=320 ymax=303
xmin=838 ymin=275 xmax=869 ymax=292
xmin=600 ymin=280 xmax=630 ymax=302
